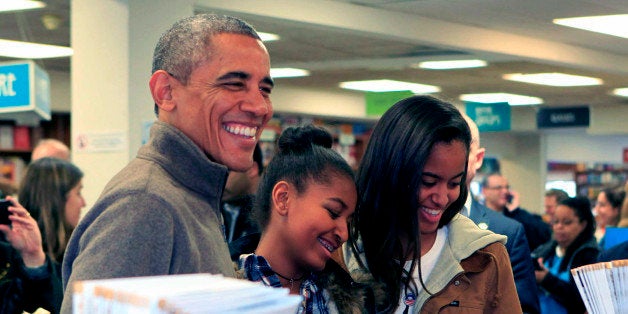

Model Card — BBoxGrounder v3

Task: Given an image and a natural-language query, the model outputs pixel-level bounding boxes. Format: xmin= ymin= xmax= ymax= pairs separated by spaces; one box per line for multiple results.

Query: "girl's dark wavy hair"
xmin=254 ymin=125 xmax=355 ymax=230
xmin=348 ymin=95 xmax=471 ymax=312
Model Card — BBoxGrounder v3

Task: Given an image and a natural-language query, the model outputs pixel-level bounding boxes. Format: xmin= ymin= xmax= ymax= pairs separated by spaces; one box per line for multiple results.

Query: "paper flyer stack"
xmin=72 ymin=273 xmax=302 ymax=313
xmin=571 ymin=259 xmax=628 ymax=314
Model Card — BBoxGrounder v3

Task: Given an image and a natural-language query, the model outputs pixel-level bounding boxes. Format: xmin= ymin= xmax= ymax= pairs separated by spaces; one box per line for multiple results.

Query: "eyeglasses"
xmin=485 ymin=185 xmax=510 ymax=190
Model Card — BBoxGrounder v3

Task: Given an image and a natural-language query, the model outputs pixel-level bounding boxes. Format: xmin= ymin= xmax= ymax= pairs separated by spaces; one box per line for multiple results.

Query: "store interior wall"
xmin=64 ymin=0 xmax=626 ymax=215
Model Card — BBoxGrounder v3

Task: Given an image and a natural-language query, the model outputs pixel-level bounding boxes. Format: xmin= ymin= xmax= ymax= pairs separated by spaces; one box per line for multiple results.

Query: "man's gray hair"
xmin=152 ymin=13 xmax=260 ymax=84
xmin=151 ymin=14 xmax=261 ymax=116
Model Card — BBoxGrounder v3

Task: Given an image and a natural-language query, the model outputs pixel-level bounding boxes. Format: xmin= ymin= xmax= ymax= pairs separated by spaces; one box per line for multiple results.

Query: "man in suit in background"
xmin=462 ymin=113 xmax=540 ymax=314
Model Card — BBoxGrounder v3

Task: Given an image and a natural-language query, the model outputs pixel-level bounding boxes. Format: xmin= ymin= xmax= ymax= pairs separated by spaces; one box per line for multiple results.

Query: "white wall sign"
xmin=75 ymin=131 xmax=127 ymax=153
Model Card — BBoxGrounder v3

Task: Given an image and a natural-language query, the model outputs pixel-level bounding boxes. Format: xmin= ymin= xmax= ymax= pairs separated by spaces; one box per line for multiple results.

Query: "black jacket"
xmin=0 ymin=241 xmax=62 ymax=314
xmin=503 ymin=206 xmax=552 ymax=252
xmin=533 ymin=237 xmax=599 ymax=314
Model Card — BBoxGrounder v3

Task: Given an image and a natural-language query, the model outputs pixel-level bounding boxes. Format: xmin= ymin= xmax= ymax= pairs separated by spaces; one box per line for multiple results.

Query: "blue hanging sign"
xmin=0 ymin=61 xmax=50 ymax=125
xmin=465 ymin=102 xmax=511 ymax=132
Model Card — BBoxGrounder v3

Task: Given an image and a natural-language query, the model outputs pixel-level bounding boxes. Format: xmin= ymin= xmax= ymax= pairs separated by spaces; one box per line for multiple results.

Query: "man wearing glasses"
xmin=481 ymin=172 xmax=551 ymax=251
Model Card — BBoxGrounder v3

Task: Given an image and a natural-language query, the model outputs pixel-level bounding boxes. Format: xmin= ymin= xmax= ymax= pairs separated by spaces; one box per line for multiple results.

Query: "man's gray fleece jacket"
xmin=61 ymin=121 xmax=234 ymax=313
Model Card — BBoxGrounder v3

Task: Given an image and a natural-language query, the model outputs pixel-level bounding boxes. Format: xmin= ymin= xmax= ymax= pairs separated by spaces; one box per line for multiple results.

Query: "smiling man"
xmin=61 ymin=14 xmax=273 ymax=313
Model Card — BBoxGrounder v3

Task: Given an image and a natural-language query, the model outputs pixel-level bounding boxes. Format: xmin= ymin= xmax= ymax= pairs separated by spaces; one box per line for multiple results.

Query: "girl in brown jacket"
xmin=342 ymin=95 xmax=521 ymax=313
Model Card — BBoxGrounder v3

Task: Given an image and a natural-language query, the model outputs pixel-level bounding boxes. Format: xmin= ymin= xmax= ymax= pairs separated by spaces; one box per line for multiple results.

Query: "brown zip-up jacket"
xmin=341 ymin=214 xmax=521 ymax=313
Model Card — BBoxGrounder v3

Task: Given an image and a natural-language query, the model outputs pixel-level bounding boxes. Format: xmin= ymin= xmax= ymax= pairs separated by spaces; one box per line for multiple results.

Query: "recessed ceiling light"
xmin=503 ymin=73 xmax=603 ymax=87
xmin=553 ymin=14 xmax=628 ymax=39
xmin=460 ymin=93 xmax=543 ymax=106
xmin=612 ymin=88 xmax=628 ymax=97
xmin=416 ymin=59 xmax=487 ymax=70
xmin=258 ymin=32 xmax=280 ymax=42
xmin=0 ymin=39 xmax=73 ymax=59
xmin=339 ymin=79 xmax=440 ymax=93
xmin=0 ymin=0 xmax=45 ymax=12
xmin=270 ymin=68 xmax=310 ymax=78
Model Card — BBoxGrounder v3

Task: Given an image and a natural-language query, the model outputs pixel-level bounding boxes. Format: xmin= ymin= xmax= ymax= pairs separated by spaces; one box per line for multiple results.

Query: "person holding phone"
xmin=481 ymin=173 xmax=551 ymax=252
xmin=0 ymin=196 xmax=63 ymax=314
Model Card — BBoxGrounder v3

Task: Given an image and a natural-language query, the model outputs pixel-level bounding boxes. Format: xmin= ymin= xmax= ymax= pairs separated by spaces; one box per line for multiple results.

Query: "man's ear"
xmin=149 ymin=70 xmax=176 ymax=112
xmin=475 ymin=147 xmax=486 ymax=171
xmin=271 ymin=181 xmax=290 ymax=216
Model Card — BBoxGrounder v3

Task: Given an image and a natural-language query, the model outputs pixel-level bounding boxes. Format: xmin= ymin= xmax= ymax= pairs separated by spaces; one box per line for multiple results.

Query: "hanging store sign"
xmin=0 ymin=60 xmax=51 ymax=125
xmin=365 ymin=91 xmax=413 ymax=116
xmin=465 ymin=102 xmax=511 ymax=132
xmin=537 ymin=106 xmax=589 ymax=128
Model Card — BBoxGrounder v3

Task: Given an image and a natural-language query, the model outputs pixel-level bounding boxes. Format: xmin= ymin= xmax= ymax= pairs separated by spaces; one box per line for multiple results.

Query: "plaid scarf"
xmin=239 ymin=253 xmax=332 ymax=314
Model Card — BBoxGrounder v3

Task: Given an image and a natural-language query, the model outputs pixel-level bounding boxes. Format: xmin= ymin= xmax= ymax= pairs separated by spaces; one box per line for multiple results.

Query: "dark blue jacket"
xmin=598 ymin=240 xmax=628 ymax=262
xmin=502 ymin=206 xmax=552 ymax=252
xmin=469 ymin=199 xmax=540 ymax=314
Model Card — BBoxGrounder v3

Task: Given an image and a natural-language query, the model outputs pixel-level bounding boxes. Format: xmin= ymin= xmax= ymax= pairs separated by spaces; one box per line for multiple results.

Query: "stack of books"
xmin=571 ymin=259 xmax=628 ymax=314
xmin=72 ymin=273 xmax=302 ymax=313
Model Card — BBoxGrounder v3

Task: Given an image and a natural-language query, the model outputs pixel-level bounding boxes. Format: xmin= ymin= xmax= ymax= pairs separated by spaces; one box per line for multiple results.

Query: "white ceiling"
xmin=1 ymin=0 xmax=627 ymax=109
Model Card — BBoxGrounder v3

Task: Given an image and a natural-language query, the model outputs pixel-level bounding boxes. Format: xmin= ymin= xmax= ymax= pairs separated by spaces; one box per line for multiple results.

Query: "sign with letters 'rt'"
xmin=465 ymin=102 xmax=511 ymax=132
xmin=0 ymin=60 xmax=51 ymax=125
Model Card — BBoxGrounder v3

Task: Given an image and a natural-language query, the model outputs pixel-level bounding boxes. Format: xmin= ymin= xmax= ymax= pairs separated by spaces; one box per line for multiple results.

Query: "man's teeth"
xmin=224 ymin=125 xmax=257 ymax=137
xmin=318 ymin=238 xmax=335 ymax=252
xmin=422 ymin=207 xmax=441 ymax=216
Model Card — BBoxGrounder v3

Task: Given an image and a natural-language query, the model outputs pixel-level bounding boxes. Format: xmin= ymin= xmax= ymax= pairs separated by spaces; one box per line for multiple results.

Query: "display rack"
xmin=0 ymin=113 xmax=70 ymax=189
xmin=575 ymin=166 xmax=627 ymax=204
xmin=259 ymin=114 xmax=374 ymax=170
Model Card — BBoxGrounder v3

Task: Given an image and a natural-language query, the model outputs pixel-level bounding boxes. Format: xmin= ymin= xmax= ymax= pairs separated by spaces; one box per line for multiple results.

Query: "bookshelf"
xmin=259 ymin=114 xmax=374 ymax=170
xmin=575 ymin=167 xmax=627 ymax=204
xmin=0 ymin=113 xmax=70 ymax=192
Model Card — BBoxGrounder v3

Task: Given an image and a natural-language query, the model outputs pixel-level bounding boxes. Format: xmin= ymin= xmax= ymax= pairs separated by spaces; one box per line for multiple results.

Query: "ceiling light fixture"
xmin=339 ymin=79 xmax=440 ymax=93
xmin=503 ymin=72 xmax=603 ymax=87
xmin=0 ymin=0 xmax=45 ymax=12
xmin=270 ymin=68 xmax=310 ymax=78
xmin=460 ymin=93 xmax=543 ymax=106
xmin=612 ymin=88 xmax=628 ymax=97
xmin=0 ymin=39 xmax=73 ymax=59
xmin=553 ymin=14 xmax=628 ymax=39
xmin=258 ymin=32 xmax=280 ymax=42
xmin=416 ymin=59 xmax=487 ymax=70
